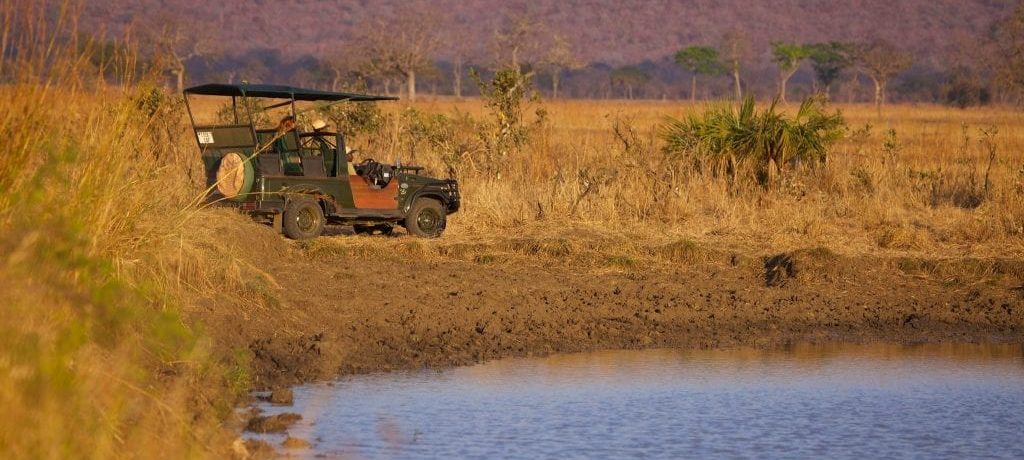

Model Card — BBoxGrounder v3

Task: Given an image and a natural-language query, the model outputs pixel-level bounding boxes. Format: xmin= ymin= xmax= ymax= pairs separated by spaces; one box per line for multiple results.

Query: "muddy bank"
xmin=185 ymin=225 xmax=1024 ymax=390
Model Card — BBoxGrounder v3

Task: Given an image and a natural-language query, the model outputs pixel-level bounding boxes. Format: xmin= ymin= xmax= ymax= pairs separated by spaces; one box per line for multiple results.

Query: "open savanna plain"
xmin=4 ymin=81 xmax=1024 ymax=457
xmin=220 ymin=98 xmax=1024 ymax=385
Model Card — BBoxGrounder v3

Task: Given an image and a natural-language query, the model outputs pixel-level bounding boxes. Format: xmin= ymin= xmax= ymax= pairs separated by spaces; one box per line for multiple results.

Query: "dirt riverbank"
xmin=184 ymin=222 xmax=1024 ymax=390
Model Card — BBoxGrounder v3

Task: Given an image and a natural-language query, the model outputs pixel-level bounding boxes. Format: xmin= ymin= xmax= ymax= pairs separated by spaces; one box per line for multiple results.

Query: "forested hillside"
xmin=83 ymin=0 xmax=1019 ymax=101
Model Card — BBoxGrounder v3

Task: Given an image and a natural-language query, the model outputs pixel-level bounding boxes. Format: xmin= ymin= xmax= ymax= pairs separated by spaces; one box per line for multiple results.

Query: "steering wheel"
xmin=356 ymin=158 xmax=392 ymax=188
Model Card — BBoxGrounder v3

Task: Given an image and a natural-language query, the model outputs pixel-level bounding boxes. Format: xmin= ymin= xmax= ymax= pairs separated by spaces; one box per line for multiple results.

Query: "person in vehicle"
xmin=273 ymin=115 xmax=298 ymax=151
xmin=274 ymin=115 xmax=300 ymax=172
xmin=276 ymin=115 xmax=297 ymax=135
xmin=346 ymin=146 xmax=358 ymax=175
xmin=302 ymin=119 xmax=331 ymax=155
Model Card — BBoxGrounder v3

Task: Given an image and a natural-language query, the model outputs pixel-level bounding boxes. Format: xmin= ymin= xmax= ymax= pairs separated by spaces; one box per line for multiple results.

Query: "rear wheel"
xmin=282 ymin=197 xmax=324 ymax=240
xmin=405 ymin=198 xmax=446 ymax=238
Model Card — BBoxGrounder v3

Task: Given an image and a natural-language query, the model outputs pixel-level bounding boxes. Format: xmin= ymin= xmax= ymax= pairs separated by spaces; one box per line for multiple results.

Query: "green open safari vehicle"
xmin=183 ymin=83 xmax=460 ymax=239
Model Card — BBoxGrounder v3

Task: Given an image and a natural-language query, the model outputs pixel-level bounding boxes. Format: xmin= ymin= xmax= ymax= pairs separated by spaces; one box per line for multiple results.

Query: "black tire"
xmin=405 ymin=198 xmax=446 ymax=238
xmin=282 ymin=197 xmax=325 ymax=240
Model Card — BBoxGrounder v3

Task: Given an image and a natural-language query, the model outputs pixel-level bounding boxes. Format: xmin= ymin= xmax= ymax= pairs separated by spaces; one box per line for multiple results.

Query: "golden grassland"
xmin=337 ymin=97 xmax=1024 ymax=261
xmin=0 ymin=81 xmax=248 ymax=458
xmin=2 ymin=5 xmax=1018 ymax=458
xmin=2 ymin=84 xmax=1023 ymax=457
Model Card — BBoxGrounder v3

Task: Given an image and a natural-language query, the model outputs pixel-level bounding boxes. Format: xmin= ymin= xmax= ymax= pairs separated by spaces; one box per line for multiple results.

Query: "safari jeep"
xmin=182 ymin=83 xmax=460 ymax=240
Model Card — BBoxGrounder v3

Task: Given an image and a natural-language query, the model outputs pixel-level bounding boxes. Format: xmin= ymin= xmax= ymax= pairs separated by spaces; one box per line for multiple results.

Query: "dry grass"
xmin=5 ymin=86 xmax=1022 ymax=457
xmin=0 ymin=78 xmax=247 ymax=456
xmin=348 ymin=97 xmax=1024 ymax=260
xmin=3 ymin=3 xmax=1023 ymax=455
xmin=0 ymin=3 xmax=249 ymax=457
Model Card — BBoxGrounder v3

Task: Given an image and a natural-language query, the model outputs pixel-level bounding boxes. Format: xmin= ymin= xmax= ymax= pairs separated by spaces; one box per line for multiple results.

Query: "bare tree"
xmin=993 ymin=3 xmax=1024 ymax=104
xmin=356 ymin=8 xmax=440 ymax=102
xmin=324 ymin=45 xmax=374 ymax=91
xmin=542 ymin=34 xmax=583 ymax=99
xmin=447 ymin=43 xmax=471 ymax=99
xmin=144 ymin=13 xmax=215 ymax=92
xmin=721 ymin=31 xmax=750 ymax=100
xmin=439 ymin=14 xmax=477 ymax=99
xmin=854 ymin=40 xmax=912 ymax=113
xmin=493 ymin=12 xmax=544 ymax=72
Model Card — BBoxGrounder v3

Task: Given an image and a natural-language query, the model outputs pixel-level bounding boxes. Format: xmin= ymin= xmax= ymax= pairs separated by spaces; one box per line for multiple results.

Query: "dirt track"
xmin=185 ymin=224 xmax=1024 ymax=390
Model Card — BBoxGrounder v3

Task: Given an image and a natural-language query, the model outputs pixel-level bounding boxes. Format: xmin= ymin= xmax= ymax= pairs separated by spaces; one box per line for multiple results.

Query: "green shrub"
xmin=660 ymin=96 xmax=844 ymax=185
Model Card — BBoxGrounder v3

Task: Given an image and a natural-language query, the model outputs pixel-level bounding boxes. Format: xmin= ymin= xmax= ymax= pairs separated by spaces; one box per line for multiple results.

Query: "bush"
xmin=944 ymin=66 xmax=991 ymax=109
xmin=472 ymin=68 xmax=547 ymax=176
xmin=660 ymin=96 xmax=844 ymax=185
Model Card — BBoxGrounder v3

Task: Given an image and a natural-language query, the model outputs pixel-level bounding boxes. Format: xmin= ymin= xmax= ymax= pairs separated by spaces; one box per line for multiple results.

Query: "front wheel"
xmin=404 ymin=198 xmax=446 ymax=238
xmin=282 ymin=197 xmax=325 ymax=240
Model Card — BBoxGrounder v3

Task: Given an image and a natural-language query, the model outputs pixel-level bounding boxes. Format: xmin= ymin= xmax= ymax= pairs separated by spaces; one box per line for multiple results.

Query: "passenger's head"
xmin=277 ymin=115 xmax=296 ymax=132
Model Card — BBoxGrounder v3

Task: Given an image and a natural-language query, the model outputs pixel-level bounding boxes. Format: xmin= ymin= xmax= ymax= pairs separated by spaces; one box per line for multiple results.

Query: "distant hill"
xmin=83 ymin=0 xmax=1017 ymax=100
xmin=86 ymin=0 xmax=1013 ymax=63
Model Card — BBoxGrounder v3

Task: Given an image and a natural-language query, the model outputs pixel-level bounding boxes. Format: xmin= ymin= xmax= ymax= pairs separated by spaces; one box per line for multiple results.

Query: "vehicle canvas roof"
xmin=183 ymin=83 xmax=398 ymax=102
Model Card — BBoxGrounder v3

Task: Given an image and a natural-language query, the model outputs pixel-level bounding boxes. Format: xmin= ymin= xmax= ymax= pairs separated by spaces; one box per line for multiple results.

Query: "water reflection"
xmin=256 ymin=343 xmax=1024 ymax=459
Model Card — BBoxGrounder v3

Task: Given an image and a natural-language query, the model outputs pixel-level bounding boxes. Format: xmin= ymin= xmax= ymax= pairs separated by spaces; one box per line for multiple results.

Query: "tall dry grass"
xmin=0 ymin=2 xmax=251 ymax=458
xmin=3 ymin=2 xmax=1023 ymax=455
xmin=343 ymin=97 xmax=1024 ymax=259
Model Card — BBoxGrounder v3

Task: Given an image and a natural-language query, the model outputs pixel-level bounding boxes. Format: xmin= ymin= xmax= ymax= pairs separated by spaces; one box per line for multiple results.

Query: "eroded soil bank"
xmin=185 ymin=224 xmax=1024 ymax=390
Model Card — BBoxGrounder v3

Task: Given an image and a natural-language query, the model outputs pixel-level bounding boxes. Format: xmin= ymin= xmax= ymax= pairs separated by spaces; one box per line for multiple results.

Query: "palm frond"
xmin=660 ymin=95 xmax=845 ymax=182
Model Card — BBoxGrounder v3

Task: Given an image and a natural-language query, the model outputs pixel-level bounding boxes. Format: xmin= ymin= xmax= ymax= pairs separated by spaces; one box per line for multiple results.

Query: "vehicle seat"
xmin=279 ymin=152 xmax=300 ymax=175
xmin=258 ymin=153 xmax=282 ymax=176
xmin=301 ymin=156 xmax=325 ymax=177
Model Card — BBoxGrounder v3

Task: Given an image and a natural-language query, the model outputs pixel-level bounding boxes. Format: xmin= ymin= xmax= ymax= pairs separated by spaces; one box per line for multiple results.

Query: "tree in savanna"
xmin=493 ymin=12 xmax=545 ymax=73
xmin=324 ymin=46 xmax=375 ymax=92
xmin=808 ymin=42 xmax=853 ymax=100
xmin=609 ymin=66 xmax=650 ymax=99
xmin=993 ymin=3 xmax=1024 ymax=104
xmin=542 ymin=34 xmax=583 ymax=99
xmin=356 ymin=7 xmax=440 ymax=102
xmin=73 ymin=32 xmax=145 ymax=84
xmin=438 ymin=12 xmax=478 ymax=99
xmin=448 ymin=38 xmax=472 ymax=100
xmin=944 ymin=65 xmax=990 ymax=108
xmin=854 ymin=40 xmax=912 ymax=113
xmin=721 ymin=31 xmax=750 ymax=100
xmin=770 ymin=42 xmax=812 ymax=103
xmin=674 ymin=46 xmax=723 ymax=101
xmin=144 ymin=13 xmax=216 ymax=92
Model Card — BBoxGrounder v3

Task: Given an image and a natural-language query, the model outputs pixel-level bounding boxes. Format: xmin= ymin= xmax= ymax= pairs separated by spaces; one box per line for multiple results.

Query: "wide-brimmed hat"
xmin=311 ymin=119 xmax=327 ymax=131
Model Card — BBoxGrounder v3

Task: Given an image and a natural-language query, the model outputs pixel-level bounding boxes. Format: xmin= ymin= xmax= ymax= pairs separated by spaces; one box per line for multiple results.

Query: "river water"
xmin=254 ymin=343 xmax=1024 ymax=459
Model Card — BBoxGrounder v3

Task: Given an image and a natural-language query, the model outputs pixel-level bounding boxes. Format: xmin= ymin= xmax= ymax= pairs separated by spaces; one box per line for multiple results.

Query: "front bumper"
xmin=442 ymin=179 xmax=460 ymax=213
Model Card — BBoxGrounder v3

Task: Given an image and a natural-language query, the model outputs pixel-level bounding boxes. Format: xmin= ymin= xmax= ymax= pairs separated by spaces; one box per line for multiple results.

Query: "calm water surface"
xmin=255 ymin=343 xmax=1024 ymax=459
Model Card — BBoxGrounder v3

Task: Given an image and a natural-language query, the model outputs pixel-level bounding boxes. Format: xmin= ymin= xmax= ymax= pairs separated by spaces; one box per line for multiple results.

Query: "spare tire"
xmin=215 ymin=152 xmax=254 ymax=201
